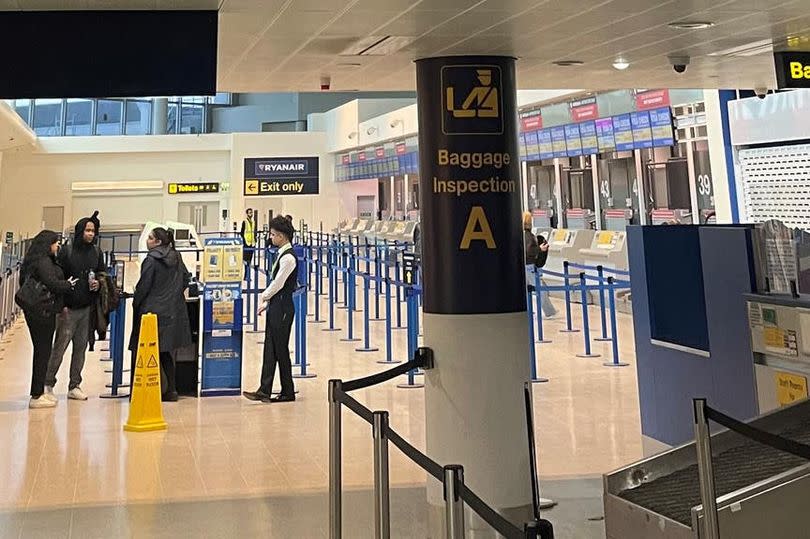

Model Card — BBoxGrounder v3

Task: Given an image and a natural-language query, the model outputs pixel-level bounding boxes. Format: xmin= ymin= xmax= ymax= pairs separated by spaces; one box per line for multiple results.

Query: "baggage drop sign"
xmin=243 ymin=157 xmax=319 ymax=196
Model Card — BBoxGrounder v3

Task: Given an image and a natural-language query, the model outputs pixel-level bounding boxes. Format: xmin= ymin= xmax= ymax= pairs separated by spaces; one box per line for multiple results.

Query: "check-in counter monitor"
xmin=545 ymin=228 xmax=595 ymax=277
xmin=579 ymin=230 xmax=629 ymax=272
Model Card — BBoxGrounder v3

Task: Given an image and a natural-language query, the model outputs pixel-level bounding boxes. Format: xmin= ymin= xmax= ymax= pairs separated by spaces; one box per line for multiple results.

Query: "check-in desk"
xmin=544 ymin=228 xmax=595 ymax=302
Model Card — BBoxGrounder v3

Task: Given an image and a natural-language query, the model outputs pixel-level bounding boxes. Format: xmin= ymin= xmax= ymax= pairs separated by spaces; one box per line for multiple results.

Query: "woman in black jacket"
xmin=128 ymin=227 xmax=192 ymax=402
xmin=20 ymin=230 xmax=77 ymax=408
xmin=523 ymin=212 xmax=557 ymax=319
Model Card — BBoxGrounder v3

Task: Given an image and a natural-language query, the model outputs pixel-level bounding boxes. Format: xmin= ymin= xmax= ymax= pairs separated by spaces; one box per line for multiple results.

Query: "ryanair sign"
xmin=243 ymin=157 xmax=319 ymax=196
xmin=774 ymin=51 xmax=810 ymax=89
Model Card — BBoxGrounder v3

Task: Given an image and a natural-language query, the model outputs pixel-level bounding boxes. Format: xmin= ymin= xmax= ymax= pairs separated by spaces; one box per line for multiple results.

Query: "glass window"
xmin=167 ymin=103 xmax=179 ymax=134
xmin=125 ymin=100 xmax=151 ymax=135
xmin=65 ymin=99 xmax=92 ymax=136
xmin=180 ymin=104 xmax=204 ymax=134
xmin=32 ymin=99 xmax=63 ymax=136
xmin=96 ymin=99 xmax=123 ymax=135
xmin=12 ymin=99 xmax=31 ymax=123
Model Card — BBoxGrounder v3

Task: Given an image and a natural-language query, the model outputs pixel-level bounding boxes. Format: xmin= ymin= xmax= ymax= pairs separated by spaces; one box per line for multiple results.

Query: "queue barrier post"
xmin=356 ymin=272 xmax=379 ymax=353
xmin=372 ymin=246 xmax=383 ymax=321
xmin=527 ymin=286 xmax=549 ymax=384
xmin=340 ymin=263 xmax=360 ymax=343
xmin=594 ymin=265 xmax=611 ymax=342
xmin=603 ymin=276 xmax=629 ymax=368
xmin=100 ymin=295 xmax=130 ymax=399
xmin=323 ymin=243 xmax=342 ymax=333
xmin=372 ymin=410 xmax=391 ymax=539
xmin=575 ymin=272 xmax=600 ymax=359
xmin=560 ymin=261 xmax=579 ymax=334
xmin=394 ymin=248 xmax=404 ymax=329
xmin=397 ymin=285 xmax=423 ymax=389
xmin=533 ymin=268 xmax=551 ymax=344
xmin=310 ymin=245 xmax=325 ymax=325
xmin=294 ymin=289 xmax=317 ymax=379
xmin=443 ymin=465 xmax=465 ymax=539
xmin=377 ymin=274 xmax=401 ymax=365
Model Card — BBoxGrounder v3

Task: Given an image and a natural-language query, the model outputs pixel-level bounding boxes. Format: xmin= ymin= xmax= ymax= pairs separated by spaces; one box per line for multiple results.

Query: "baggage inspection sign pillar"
xmin=417 ymin=56 xmax=533 ymax=533
xmin=124 ymin=313 xmax=167 ymax=432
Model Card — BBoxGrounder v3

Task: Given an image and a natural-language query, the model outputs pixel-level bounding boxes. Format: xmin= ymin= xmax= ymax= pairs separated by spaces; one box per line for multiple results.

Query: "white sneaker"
xmin=42 ymin=386 xmax=57 ymax=402
xmin=29 ymin=396 xmax=57 ymax=409
xmin=543 ymin=313 xmax=559 ymax=320
xmin=68 ymin=387 xmax=88 ymax=401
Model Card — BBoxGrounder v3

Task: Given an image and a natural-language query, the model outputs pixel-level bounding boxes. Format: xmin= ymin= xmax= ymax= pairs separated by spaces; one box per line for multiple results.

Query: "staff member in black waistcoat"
xmin=243 ymin=216 xmax=298 ymax=403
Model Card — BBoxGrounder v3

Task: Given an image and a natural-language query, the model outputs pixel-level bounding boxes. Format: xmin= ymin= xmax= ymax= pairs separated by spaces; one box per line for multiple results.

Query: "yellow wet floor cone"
xmin=124 ymin=313 xmax=167 ymax=432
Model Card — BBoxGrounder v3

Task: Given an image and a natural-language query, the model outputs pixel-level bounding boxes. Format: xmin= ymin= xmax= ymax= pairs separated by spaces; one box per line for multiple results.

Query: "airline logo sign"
xmin=442 ymin=65 xmax=504 ymax=135
xmin=775 ymin=51 xmax=810 ymax=88
xmin=243 ymin=157 xmax=319 ymax=196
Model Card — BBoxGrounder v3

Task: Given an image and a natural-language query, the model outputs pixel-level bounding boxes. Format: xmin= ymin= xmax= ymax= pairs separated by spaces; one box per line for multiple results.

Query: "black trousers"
xmin=130 ymin=350 xmax=176 ymax=396
xmin=26 ymin=313 xmax=56 ymax=398
xmin=259 ymin=308 xmax=295 ymax=397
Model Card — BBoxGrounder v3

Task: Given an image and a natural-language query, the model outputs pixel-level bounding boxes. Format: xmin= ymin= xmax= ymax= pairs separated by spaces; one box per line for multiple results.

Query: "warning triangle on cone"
xmin=124 ymin=313 xmax=167 ymax=433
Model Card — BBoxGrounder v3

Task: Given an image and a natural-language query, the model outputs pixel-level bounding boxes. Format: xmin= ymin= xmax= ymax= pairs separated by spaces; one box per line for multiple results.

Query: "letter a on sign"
xmin=124 ymin=313 xmax=167 ymax=433
xmin=460 ymin=206 xmax=496 ymax=249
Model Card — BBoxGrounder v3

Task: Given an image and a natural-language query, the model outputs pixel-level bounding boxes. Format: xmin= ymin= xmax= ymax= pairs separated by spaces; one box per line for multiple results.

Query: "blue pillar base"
xmin=355 ymin=347 xmax=380 ymax=353
xmin=308 ymin=319 xmax=326 ymax=324
xmin=99 ymin=392 xmax=130 ymax=399
xmin=377 ymin=359 xmax=403 ymax=365
xmin=559 ymin=328 xmax=580 ymax=333
xmin=340 ymin=337 xmax=361 ymax=342
xmin=576 ymin=353 xmax=601 ymax=358
xmin=322 ymin=328 xmax=342 ymax=332
xmin=292 ymin=373 xmax=318 ymax=379
xmin=594 ymin=337 xmax=612 ymax=342
xmin=531 ymin=377 xmax=549 ymax=383
xmin=603 ymin=362 xmax=629 ymax=367
xmin=535 ymin=339 xmax=552 ymax=344
xmin=396 ymin=383 xmax=424 ymax=389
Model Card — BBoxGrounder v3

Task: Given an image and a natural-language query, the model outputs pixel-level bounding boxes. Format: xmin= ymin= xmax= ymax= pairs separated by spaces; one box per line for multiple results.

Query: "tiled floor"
xmin=0 ymin=269 xmax=642 ymax=537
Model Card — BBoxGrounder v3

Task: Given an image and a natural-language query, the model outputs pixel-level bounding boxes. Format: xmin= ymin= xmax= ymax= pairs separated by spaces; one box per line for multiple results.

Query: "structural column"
xmin=152 ymin=97 xmax=168 ymax=135
xmin=416 ymin=56 xmax=532 ymax=534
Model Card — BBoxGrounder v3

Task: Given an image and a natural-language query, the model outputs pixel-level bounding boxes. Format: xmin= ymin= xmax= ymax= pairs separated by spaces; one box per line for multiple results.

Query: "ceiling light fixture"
xmin=612 ymin=57 xmax=630 ymax=70
xmin=668 ymin=21 xmax=715 ymax=30
xmin=553 ymin=60 xmax=584 ymax=67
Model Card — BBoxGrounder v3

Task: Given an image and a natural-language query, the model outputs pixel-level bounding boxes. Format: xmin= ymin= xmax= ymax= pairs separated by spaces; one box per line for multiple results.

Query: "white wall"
xmin=704 ymin=90 xmax=733 ymax=223
xmin=0 ymin=132 xmax=342 ymax=240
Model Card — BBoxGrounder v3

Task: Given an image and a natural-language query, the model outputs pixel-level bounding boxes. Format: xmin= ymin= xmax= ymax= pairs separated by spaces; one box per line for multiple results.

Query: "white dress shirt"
xmin=261 ymin=242 xmax=295 ymax=303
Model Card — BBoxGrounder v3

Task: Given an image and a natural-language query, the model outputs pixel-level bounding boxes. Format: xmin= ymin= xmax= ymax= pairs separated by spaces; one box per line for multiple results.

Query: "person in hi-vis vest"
xmin=243 ymin=216 xmax=298 ymax=403
xmin=240 ymin=208 xmax=256 ymax=269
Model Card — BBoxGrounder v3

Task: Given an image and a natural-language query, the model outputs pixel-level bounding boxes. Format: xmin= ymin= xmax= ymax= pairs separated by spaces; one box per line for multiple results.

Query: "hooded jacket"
xmin=58 ymin=212 xmax=106 ymax=309
xmin=129 ymin=244 xmax=192 ymax=353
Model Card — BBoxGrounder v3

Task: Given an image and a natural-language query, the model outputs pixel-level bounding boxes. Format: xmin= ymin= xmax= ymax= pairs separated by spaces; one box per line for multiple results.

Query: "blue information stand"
xmin=201 ymin=238 xmax=244 ymax=396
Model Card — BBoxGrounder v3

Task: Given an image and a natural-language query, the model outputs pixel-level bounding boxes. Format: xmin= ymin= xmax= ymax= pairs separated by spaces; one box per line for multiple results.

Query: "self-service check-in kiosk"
xmin=579 ymin=230 xmax=629 ymax=272
xmin=336 ymin=218 xmax=358 ymax=235
xmin=544 ymin=228 xmax=595 ymax=300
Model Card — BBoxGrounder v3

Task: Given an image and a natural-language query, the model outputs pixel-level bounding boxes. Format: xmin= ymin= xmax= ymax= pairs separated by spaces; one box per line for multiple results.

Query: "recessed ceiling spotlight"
xmin=553 ymin=60 xmax=584 ymax=67
xmin=612 ymin=57 xmax=630 ymax=70
xmin=668 ymin=21 xmax=715 ymax=30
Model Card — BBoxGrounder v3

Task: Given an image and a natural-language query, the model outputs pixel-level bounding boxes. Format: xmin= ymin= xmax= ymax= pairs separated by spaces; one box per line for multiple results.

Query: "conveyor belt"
xmin=618 ymin=418 xmax=810 ymax=526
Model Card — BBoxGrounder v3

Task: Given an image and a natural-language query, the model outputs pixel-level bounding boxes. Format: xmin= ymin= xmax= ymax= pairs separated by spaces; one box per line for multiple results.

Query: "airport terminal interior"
xmin=1 ymin=2 xmax=810 ymax=539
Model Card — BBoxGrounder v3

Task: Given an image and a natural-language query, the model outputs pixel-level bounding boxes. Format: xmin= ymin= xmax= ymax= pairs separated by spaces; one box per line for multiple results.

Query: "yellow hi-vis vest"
xmin=244 ymin=219 xmax=255 ymax=246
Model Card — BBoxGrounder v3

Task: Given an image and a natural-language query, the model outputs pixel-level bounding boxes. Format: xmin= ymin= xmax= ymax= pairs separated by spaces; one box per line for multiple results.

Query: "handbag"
xmin=15 ymin=276 xmax=56 ymax=317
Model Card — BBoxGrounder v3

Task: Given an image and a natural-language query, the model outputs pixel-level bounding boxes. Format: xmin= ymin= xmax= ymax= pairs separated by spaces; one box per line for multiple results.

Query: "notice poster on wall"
xmin=649 ymin=107 xmax=675 ymax=147
xmin=579 ymin=121 xmax=598 ymax=155
xmin=630 ymin=111 xmax=653 ymax=149
xmin=564 ymin=124 xmax=582 ymax=156
xmin=551 ymin=126 xmax=568 ymax=158
xmin=538 ymin=129 xmax=554 ymax=160
xmin=243 ymin=156 xmax=319 ymax=196
xmin=525 ymin=130 xmax=540 ymax=160
xmin=596 ymin=118 xmax=616 ymax=153
xmin=613 ymin=114 xmax=634 ymax=152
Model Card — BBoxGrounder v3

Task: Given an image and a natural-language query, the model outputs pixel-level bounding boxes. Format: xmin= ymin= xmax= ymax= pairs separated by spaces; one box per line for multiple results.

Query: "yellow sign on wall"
xmin=776 ymin=371 xmax=808 ymax=407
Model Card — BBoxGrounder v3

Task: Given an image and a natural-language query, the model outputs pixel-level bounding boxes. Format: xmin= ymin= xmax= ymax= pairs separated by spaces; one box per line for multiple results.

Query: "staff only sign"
xmin=243 ymin=157 xmax=319 ymax=196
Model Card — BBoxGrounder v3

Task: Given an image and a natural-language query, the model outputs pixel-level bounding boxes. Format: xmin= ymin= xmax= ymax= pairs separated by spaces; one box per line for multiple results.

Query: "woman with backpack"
xmin=18 ymin=230 xmax=77 ymax=408
xmin=523 ymin=212 xmax=558 ymax=319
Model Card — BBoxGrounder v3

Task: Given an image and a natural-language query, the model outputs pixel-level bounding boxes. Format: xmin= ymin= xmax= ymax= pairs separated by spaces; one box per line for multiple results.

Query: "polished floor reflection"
xmin=0 ymin=277 xmax=641 ymax=536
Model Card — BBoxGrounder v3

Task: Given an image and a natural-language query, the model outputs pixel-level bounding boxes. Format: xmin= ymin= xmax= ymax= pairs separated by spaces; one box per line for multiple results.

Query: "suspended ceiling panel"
xmin=2 ymin=0 xmax=809 ymax=92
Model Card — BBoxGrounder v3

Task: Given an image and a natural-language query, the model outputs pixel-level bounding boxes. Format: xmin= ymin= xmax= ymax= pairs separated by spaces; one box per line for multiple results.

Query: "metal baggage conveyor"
xmin=604 ymin=399 xmax=810 ymax=538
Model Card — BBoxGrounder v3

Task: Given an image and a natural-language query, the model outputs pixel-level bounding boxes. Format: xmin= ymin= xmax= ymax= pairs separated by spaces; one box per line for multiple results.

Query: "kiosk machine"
xmin=579 ymin=231 xmax=629 ymax=272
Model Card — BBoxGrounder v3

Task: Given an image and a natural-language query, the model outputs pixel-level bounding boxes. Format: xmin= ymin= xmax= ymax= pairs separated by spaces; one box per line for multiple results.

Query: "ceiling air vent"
xmin=340 ymin=35 xmax=415 ymax=56
xmin=708 ymin=39 xmax=773 ymax=58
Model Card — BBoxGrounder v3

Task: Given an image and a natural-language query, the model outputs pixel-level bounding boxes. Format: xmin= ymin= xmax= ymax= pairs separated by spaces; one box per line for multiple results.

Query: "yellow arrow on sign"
xmin=406 ymin=270 xmax=412 ymax=283
xmin=245 ymin=180 xmax=259 ymax=194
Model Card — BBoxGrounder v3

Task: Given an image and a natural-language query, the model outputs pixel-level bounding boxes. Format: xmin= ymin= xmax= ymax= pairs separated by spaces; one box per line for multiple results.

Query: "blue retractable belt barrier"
xmin=532 ymin=268 xmax=551 ymax=344
xmin=526 ymin=287 xmax=549 ymax=384
xmin=576 ymin=272 xmax=601 ymax=359
xmin=603 ymin=277 xmax=629 ymax=368
xmin=560 ymin=261 xmax=580 ymax=334
xmin=100 ymin=294 xmax=130 ymax=399
xmin=397 ymin=285 xmax=423 ymax=389
xmin=356 ymin=271 xmax=379 ymax=353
